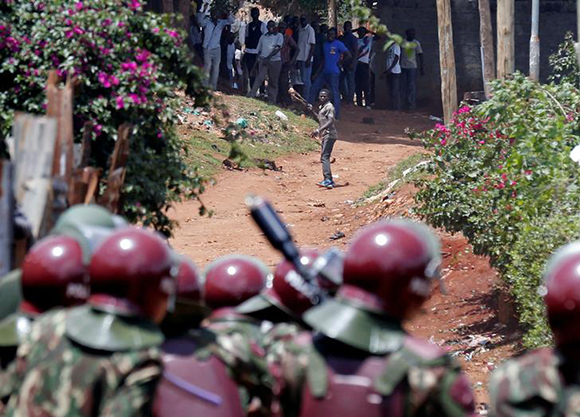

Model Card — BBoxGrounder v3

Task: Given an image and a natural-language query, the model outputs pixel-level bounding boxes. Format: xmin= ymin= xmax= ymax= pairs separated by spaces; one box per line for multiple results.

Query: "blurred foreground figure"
xmin=0 ymin=204 xmax=123 ymax=323
xmin=277 ymin=220 xmax=476 ymax=417
xmin=4 ymin=228 xmax=173 ymax=416
xmin=490 ymin=241 xmax=580 ymax=417
xmin=155 ymin=255 xmax=274 ymax=416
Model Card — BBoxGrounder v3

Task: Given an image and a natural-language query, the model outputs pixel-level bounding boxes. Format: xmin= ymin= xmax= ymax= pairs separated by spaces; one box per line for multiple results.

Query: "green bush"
xmin=549 ymin=31 xmax=580 ymax=88
xmin=414 ymin=73 xmax=580 ymax=347
xmin=0 ymin=0 xmax=209 ymax=235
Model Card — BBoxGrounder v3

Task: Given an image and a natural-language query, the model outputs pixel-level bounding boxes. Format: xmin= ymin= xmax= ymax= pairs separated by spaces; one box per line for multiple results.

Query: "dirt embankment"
xmin=170 ymin=104 xmax=519 ymax=412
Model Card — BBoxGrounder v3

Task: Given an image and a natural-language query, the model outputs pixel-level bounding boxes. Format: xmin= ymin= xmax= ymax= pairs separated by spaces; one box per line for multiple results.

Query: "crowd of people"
xmin=0 ymin=202 xmax=580 ymax=416
xmin=188 ymin=6 xmax=425 ymax=117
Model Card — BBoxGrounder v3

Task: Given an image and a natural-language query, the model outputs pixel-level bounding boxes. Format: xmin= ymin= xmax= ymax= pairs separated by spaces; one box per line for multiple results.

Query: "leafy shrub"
xmin=414 ymin=73 xmax=580 ymax=347
xmin=0 ymin=0 xmax=209 ymax=235
xmin=549 ymin=31 xmax=580 ymax=88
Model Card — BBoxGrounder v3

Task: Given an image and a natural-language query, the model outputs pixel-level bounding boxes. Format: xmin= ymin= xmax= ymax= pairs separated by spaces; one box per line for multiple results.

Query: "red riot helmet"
xmin=543 ymin=241 xmax=580 ymax=348
xmin=20 ymin=235 xmax=88 ymax=315
xmin=238 ymin=249 xmax=328 ymax=319
xmin=175 ymin=256 xmax=203 ymax=305
xmin=340 ymin=219 xmax=441 ymax=319
xmin=203 ymin=255 xmax=270 ymax=310
xmin=88 ymin=228 xmax=175 ymax=323
xmin=304 ymin=220 xmax=441 ymax=354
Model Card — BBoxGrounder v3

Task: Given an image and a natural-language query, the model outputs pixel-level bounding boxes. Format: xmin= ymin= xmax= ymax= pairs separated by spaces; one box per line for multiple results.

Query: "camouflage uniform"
xmin=275 ymin=320 xmax=474 ymax=417
xmin=489 ymin=349 xmax=580 ymax=417
xmin=201 ymin=310 xmax=274 ymax=412
xmin=4 ymin=308 xmax=163 ymax=416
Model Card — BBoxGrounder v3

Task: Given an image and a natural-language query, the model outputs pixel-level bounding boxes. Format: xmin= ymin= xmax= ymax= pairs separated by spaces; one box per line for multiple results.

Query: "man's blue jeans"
xmin=298 ymin=60 xmax=312 ymax=103
xmin=309 ymin=73 xmax=341 ymax=119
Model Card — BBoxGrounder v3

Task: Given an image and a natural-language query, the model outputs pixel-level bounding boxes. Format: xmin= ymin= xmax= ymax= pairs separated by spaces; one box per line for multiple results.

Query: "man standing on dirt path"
xmin=489 ymin=241 xmax=580 ymax=417
xmin=311 ymin=89 xmax=338 ymax=189
xmin=400 ymin=28 xmax=423 ymax=111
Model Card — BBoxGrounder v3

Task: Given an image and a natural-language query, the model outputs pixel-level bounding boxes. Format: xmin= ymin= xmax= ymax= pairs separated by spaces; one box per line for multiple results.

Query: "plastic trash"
xmin=275 ymin=110 xmax=288 ymax=121
xmin=235 ymin=117 xmax=248 ymax=128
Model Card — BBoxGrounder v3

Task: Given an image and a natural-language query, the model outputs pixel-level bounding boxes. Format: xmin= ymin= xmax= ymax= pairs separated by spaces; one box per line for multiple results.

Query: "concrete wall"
xmin=376 ymin=0 xmax=577 ymax=113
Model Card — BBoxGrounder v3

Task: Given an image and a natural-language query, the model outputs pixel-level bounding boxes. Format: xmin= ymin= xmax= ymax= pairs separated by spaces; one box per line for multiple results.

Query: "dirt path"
xmin=170 ymin=105 xmax=429 ymax=265
xmin=170 ymin=104 xmax=517 ymax=412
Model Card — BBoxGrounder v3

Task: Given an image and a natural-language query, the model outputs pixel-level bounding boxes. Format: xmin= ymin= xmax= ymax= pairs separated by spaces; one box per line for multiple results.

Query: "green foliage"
xmin=413 ymin=73 xmax=580 ymax=347
xmin=549 ymin=31 xmax=580 ymax=88
xmin=0 ymin=0 xmax=209 ymax=236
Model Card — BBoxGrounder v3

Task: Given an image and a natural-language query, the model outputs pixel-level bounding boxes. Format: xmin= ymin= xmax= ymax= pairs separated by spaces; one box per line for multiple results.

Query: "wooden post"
xmin=576 ymin=0 xmax=580 ymax=66
xmin=436 ymin=0 xmax=458 ymax=124
xmin=478 ymin=0 xmax=495 ymax=98
xmin=328 ymin=0 xmax=337 ymax=28
xmin=529 ymin=0 xmax=540 ymax=81
xmin=0 ymin=161 xmax=13 ymax=276
xmin=497 ymin=0 xmax=515 ymax=79
xmin=99 ymin=124 xmax=131 ymax=214
xmin=12 ymin=113 xmax=58 ymax=238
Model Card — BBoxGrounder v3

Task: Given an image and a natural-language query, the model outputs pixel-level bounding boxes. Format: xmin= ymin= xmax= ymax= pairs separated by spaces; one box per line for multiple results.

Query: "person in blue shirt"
xmin=308 ymin=27 xmax=351 ymax=119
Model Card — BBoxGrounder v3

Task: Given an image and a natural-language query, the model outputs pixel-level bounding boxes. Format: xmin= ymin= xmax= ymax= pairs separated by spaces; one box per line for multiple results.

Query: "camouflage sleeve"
xmin=99 ymin=360 xmax=162 ymax=417
xmin=433 ymin=364 xmax=476 ymax=417
xmin=488 ymin=355 xmax=560 ymax=417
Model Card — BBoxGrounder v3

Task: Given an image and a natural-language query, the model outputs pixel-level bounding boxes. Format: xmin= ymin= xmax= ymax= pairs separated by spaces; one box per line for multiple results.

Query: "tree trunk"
xmin=162 ymin=0 xmax=173 ymax=13
xmin=529 ymin=0 xmax=540 ymax=81
xmin=478 ymin=0 xmax=495 ymax=98
xmin=497 ymin=0 xmax=515 ymax=79
xmin=177 ymin=0 xmax=190 ymax=32
xmin=436 ymin=0 xmax=458 ymax=124
xmin=328 ymin=0 xmax=337 ymax=29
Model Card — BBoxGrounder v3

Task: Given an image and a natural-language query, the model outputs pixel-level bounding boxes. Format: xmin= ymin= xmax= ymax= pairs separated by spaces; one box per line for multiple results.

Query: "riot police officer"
xmin=490 ymin=240 xmax=580 ymax=416
xmin=4 ymin=227 xmax=174 ymax=416
xmin=276 ymin=220 xmax=476 ymax=417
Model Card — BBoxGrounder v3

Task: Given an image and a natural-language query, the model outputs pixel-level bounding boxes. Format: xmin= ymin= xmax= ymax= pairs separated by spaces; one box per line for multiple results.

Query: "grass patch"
xmin=179 ymin=94 xmax=318 ymax=178
xmin=362 ymin=152 xmax=430 ymax=200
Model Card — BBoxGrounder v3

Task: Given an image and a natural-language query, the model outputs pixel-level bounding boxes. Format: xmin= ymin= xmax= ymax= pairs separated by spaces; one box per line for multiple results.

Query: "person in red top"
xmin=277 ymin=21 xmax=299 ymax=105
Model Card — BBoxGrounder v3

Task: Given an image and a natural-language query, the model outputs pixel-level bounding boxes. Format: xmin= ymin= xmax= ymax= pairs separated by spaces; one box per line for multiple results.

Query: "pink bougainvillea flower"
xmin=65 ymin=18 xmax=73 ymax=26
xmin=135 ymin=49 xmax=151 ymax=62
xmin=93 ymin=124 xmax=103 ymax=135
xmin=128 ymin=93 xmax=140 ymax=104
xmin=457 ymin=105 xmax=470 ymax=114
xmin=128 ymin=0 xmax=141 ymax=10
xmin=98 ymin=72 xmax=111 ymax=88
xmin=121 ymin=61 xmax=137 ymax=72
xmin=440 ymin=138 xmax=447 ymax=146
xmin=524 ymin=170 xmax=533 ymax=175
xmin=152 ymin=27 xmax=159 ymax=34
xmin=75 ymin=1 xmax=83 ymax=11
xmin=115 ymin=96 xmax=125 ymax=109
xmin=64 ymin=30 xmax=74 ymax=39
xmin=73 ymin=26 xmax=84 ymax=35
xmin=157 ymin=131 xmax=163 ymax=138
xmin=109 ymin=75 xmax=119 ymax=86
xmin=102 ymin=18 xmax=112 ymax=26
xmin=501 ymin=173 xmax=507 ymax=181
xmin=165 ymin=29 xmax=179 ymax=39
xmin=478 ymin=140 xmax=485 ymax=145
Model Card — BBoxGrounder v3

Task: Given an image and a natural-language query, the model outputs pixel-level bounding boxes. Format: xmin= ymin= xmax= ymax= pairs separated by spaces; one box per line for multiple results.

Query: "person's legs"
xmin=346 ymin=68 xmax=356 ymax=104
xmin=400 ymin=68 xmax=409 ymax=109
xmin=209 ymin=47 xmax=221 ymax=90
xmin=355 ymin=64 xmax=364 ymax=106
xmin=320 ymin=137 xmax=337 ymax=182
xmin=299 ymin=61 xmax=313 ymax=102
xmin=370 ymin=70 xmax=376 ymax=106
xmin=278 ymin=63 xmax=291 ymax=104
xmin=328 ymin=74 xmax=341 ymax=119
xmin=203 ymin=47 xmax=212 ymax=87
xmin=267 ymin=60 xmax=282 ymax=104
xmin=308 ymin=72 xmax=326 ymax=103
xmin=392 ymin=73 xmax=401 ymax=110
xmin=248 ymin=60 xmax=268 ymax=98
xmin=244 ymin=53 xmax=258 ymax=92
xmin=408 ymin=67 xmax=417 ymax=110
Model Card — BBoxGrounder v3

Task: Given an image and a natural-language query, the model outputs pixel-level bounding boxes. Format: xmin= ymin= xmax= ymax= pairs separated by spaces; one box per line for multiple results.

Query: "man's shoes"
xmin=317 ymin=179 xmax=335 ymax=189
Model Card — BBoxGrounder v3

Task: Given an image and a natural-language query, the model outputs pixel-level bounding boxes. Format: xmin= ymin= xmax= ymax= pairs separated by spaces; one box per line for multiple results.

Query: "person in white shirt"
xmin=234 ymin=42 xmax=243 ymax=89
xmin=355 ymin=26 xmax=372 ymax=107
xmin=383 ymin=40 xmax=401 ymax=110
xmin=296 ymin=15 xmax=316 ymax=102
xmin=197 ymin=3 xmax=235 ymax=90
xmin=400 ymin=28 xmax=423 ymax=110
xmin=248 ymin=20 xmax=284 ymax=104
